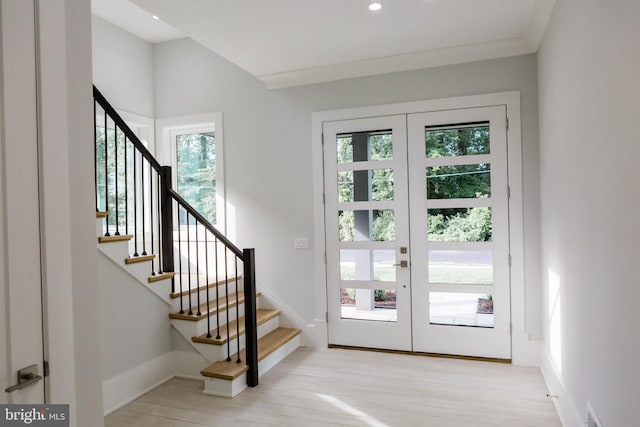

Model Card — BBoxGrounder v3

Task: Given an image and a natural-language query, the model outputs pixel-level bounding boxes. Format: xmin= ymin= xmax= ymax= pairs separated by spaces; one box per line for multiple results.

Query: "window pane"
xmin=428 ymin=250 xmax=493 ymax=285
xmin=338 ymin=169 xmax=394 ymax=203
xmin=427 ymin=207 xmax=492 ymax=242
xmin=426 ymin=124 xmax=490 ymax=157
xmin=338 ymin=210 xmax=395 ymax=242
xmin=341 ymin=288 xmax=397 ymax=322
xmin=339 ymin=249 xmax=396 ymax=282
xmin=337 ymin=131 xmax=392 ymax=163
xmin=176 ymin=132 xmax=216 ymax=224
xmin=426 ymin=164 xmax=491 ymax=199
xmin=429 ymin=292 xmax=494 ymax=328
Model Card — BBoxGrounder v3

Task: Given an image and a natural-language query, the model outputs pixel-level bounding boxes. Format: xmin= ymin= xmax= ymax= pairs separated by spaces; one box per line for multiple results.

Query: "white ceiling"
xmin=92 ymin=0 xmax=556 ymax=88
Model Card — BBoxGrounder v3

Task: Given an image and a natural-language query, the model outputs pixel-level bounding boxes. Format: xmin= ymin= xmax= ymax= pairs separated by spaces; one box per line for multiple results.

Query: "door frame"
xmin=311 ymin=92 xmax=532 ymax=364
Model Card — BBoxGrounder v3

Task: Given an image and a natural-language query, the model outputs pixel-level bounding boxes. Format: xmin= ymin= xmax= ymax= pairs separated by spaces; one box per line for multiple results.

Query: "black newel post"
xmin=160 ymin=166 xmax=175 ymax=290
xmin=243 ymin=248 xmax=258 ymax=387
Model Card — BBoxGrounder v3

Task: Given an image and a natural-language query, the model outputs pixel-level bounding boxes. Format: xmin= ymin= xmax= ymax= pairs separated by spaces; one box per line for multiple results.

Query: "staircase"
xmin=93 ymin=86 xmax=301 ymax=398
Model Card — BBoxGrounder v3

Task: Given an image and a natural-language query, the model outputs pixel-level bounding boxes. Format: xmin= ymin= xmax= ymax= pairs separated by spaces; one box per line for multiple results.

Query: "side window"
xmin=158 ymin=113 xmax=224 ymax=230
xmin=173 ymin=128 xmax=217 ymax=225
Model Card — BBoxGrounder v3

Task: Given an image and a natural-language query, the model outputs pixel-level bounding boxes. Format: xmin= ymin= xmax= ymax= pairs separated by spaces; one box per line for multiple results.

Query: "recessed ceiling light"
xmin=152 ymin=14 xmax=160 ymax=20
xmin=368 ymin=2 xmax=382 ymax=11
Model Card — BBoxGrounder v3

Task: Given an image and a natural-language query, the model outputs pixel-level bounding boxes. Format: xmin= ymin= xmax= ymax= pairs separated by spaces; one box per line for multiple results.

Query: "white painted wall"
xmin=537 ymin=0 xmax=640 ymax=425
xmin=92 ymin=15 xmax=155 ymax=117
xmin=97 ymin=253 xmax=172 ymax=381
xmin=154 ymin=40 xmax=542 ymax=345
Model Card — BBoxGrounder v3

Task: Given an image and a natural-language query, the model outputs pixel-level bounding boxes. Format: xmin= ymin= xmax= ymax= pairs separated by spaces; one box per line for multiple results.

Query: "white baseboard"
xmin=512 ymin=336 xmax=542 ymax=366
xmin=102 ymin=352 xmax=174 ymax=416
xmin=540 ymin=349 xmax=585 ymax=427
xmin=173 ymin=350 xmax=209 ymax=379
xmin=303 ymin=319 xmax=327 ymax=347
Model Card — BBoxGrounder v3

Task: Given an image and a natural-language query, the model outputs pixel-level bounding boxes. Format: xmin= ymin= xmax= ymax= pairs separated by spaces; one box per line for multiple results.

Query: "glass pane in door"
xmin=429 ymin=292 xmax=494 ymax=328
xmin=341 ymin=288 xmax=398 ymax=322
xmin=426 ymin=123 xmax=490 ymax=157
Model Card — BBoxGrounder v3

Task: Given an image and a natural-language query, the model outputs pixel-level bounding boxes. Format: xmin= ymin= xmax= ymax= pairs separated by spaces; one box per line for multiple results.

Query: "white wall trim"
xmin=102 ymin=352 xmax=174 ymax=416
xmin=173 ymin=350 xmax=208 ymax=380
xmin=311 ymin=92 xmax=533 ymax=364
xmin=261 ymin=38 xmax=534 ymax=89
xmin=120 ymin=110 xmax=156 ymax=156
xmin=540 ymin=349 xmax=584 ymax=427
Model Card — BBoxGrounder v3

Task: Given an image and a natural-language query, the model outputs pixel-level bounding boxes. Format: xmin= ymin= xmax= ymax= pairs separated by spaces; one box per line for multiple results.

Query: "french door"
xmin=324 ymin=106 xmax=511 ymax=359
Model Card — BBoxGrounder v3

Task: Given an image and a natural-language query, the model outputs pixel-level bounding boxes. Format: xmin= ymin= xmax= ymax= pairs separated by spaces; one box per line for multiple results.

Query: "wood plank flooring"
xmin=105 ymin=347 xmax=560 ymax=427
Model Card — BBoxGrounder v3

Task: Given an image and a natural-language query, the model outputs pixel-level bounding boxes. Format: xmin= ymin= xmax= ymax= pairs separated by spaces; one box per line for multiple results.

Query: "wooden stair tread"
xmin=125 ymin=254 xmax=155 ymax=264
xmin=148 ymin=272 xmax=175 ymax=283
xmin=200 ymin=327 xmax=301 ymax=380
xmin=96 ymin=211 xmax=108 ymax=218
xmin=169 ymin=291 xmax=261 ymax=321
xmin=170 ymin=275 xmax=242 ymax=299
xmin=192 ymin=308 xmax=280 ymax=345
xmin=98 ymin=234 xmax=133 ymax=243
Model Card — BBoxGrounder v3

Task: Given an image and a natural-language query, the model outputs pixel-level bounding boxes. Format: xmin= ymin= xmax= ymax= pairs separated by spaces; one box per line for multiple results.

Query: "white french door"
xmin=324 ymin=115 xmax=412 ymax=351
xmin=324 ymin=106 xmax=511 ymax=359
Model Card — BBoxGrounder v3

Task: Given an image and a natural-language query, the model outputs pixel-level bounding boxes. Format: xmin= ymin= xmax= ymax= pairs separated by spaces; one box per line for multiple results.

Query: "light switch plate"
xmin=294 ymin=238 xmax=309 ymax=250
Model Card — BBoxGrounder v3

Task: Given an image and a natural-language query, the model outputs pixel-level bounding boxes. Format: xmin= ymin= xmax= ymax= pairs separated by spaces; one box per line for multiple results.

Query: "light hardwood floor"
xmin=105 ymin=347 xmax=561 ymax=427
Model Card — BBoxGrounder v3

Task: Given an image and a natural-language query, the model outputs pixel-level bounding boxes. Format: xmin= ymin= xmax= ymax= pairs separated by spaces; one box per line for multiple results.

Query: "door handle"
xmin=5 ymin=364 xmax=42 ymax=393
xmin=393 ymin=260 xmax=408 ymax=268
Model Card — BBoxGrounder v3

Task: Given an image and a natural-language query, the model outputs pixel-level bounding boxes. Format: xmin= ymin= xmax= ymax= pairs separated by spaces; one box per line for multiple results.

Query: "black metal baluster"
xmin=177 ymin=206 xmax=183 ymax=314
xmin=235 ymin=257 xmax=241 ymax=363
xmin=103 ymin=114 xmax=110 ymax=236
xmin=133 ymin=150 xmax=139 ymax=257
xmin=215 ymin=236 xmax=221 ymax=340
xmin=114 ymin=127 xmax=120 ymax=236
xmin=205 ymin=232 xmax=211 ymax=338
xmin=195 ymin=220 xmax=201 ymax=316
xmin=124 ymin=137 xmax=128 ymax=236
xmin=94 ymin=100 xmax=98 ymax=212
xmin=225 ymin=249 xmax=230 ymax=361
xmin=141 ymin=159 xmax=146 ymax=256
xmin=187 ymin=212 xmax=192 ymax=315
xmin=157 ymin=173 xmax=163 ymax=274
xmin=149 ymin=164 xmax=155 ymax=275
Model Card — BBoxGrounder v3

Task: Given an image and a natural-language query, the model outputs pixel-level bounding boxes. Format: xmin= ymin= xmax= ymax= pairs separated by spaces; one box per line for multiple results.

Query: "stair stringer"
xmin=256 ymin=284 xmax=307 ymax=331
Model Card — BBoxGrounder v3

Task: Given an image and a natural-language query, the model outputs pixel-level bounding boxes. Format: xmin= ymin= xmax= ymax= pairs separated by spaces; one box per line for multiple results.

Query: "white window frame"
xmin=156 ymin=113 xmax=225 ymax=232
xmin=311 ymin=92 xmax=536 ymax=365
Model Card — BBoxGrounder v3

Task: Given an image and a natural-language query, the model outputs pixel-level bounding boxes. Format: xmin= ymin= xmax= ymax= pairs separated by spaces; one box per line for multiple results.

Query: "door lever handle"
xmin=393 ymin=260 xmax=408 ymax=268
xmin=5 ymin=364 xmax=42 ymax=393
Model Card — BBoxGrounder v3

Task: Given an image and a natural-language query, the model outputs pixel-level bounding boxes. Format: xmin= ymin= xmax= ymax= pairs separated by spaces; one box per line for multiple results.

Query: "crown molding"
xmin=260 ymin=37 xmax=535 ymax=89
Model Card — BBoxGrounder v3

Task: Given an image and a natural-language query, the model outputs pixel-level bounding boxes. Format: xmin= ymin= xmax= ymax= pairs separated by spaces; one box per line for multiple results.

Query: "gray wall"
xmin=154 ymin=40 xmax=542 ymax=340
xmin=537 ymin=0 xmax=640 ymax=425
xmin=92 ymin=15 xmax=155 ymax=117
xmin=98 ymin=253 xmax=171 ymax=381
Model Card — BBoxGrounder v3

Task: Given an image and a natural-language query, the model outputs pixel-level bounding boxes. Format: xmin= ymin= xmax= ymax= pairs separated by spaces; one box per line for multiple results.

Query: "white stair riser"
xmin=98 ymin=239 xmax=130 ymax=262
xmin=202 ymin=333 xmax=301 ymax=398
xmin=189 ymin=315 xmax=280 ymax=363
